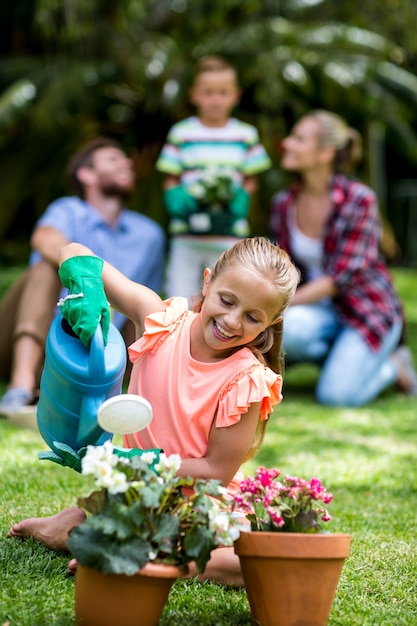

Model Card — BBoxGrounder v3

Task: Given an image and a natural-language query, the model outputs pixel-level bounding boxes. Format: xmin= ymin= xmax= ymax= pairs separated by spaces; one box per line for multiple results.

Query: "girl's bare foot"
xmin=7 ymin=507 xmax=86 ymax=552
xmin=68 ymin=558 xmax=78 ymax=575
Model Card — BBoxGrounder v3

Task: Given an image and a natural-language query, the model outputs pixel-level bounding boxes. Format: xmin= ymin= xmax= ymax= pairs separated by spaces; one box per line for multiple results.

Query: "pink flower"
xmin=288 ymin=486 xmax=302 ymax=500
xmin=256 ymin=467 xmax=281 ymax=487
xmin=269 ymin=511 xmax=285 ymax=528
xmin=239 ymin=477 xmax=259 ymax=494
xmin=234 ymin=467 xmax=334 ymax=534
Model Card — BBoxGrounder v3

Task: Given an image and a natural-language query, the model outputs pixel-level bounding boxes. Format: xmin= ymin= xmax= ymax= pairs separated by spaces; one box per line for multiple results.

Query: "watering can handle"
xmin=88 ymin=323 xmax=106 ymax=379
xmin=76 ymin=324 xmax=107 ymax=448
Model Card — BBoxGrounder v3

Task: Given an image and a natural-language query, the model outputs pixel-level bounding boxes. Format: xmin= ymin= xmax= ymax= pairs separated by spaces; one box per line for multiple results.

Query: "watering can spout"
xmin=77 ymin=394 xmax=107 ymax=448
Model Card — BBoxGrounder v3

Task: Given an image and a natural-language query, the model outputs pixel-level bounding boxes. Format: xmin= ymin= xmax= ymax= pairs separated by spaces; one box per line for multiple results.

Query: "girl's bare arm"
xmin=59 ymin=243 xmax=166 ymax=329
xmin=178 ymin=401 xmax=262 ymax=487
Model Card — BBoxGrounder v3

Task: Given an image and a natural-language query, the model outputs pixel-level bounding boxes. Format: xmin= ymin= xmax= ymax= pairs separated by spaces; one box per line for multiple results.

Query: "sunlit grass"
xmin=0 ymin=267 xmax=416 ymax=624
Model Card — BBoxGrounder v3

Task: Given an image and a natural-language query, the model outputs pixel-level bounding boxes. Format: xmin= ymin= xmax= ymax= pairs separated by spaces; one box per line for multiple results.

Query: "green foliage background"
xmin=1 ymin=0 xmax=417 ymax=263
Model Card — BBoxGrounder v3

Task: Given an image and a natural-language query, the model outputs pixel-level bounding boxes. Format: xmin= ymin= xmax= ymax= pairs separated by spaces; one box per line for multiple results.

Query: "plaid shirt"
xmin=270 ymin=174 xmax=403 ymax=351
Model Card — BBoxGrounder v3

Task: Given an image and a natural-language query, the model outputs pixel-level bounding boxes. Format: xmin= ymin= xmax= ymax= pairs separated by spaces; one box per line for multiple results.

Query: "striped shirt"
xmin=270 ymin=175 xmax=404 ymax=351
xmin=156 ymin=116 xmax=271 ymax=188
xmin=29 ymin=196 xmax=165 ymax=329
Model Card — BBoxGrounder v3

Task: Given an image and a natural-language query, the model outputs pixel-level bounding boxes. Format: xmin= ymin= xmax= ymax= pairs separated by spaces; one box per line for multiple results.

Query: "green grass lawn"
xmin=0 ymin=267 xmax=416 ymax=625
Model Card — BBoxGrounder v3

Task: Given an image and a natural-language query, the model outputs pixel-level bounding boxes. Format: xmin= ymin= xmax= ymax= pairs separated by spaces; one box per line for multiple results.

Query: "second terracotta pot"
xmin=234 ymin=531 xmax=351 ymax=626
xmin=74 ymin=562 xmax=187 ymax=626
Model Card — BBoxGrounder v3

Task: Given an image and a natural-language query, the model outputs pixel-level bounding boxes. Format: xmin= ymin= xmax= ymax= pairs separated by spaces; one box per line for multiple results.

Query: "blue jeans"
xmin=283 ymin=304 xmax=403 ymax=407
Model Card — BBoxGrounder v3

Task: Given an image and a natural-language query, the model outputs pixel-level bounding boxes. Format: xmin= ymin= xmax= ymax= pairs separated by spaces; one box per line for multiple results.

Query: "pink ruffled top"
xmin=124 ymin=297 xmax=283 ymax=493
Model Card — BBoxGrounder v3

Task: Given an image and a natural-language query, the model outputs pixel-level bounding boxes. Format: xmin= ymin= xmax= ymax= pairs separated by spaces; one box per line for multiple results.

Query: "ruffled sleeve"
xmin=128 ymin=297 xmax=190 ymax=364
xmin=216 ymin=364 xmax=283 ymax=428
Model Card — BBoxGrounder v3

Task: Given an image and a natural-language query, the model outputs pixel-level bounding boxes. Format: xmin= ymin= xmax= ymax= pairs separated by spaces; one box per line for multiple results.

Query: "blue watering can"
xmin=37 ymin=315 xmax=127 ymax=458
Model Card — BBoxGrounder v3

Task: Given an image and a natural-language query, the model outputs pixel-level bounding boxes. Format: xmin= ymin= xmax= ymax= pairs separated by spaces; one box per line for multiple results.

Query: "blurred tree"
xmin=0 ymin=0 xmax=417 ymax=262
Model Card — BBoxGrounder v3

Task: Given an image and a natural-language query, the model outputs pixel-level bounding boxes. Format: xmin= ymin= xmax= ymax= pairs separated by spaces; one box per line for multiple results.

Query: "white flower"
xmin=188 ymin=166 xmax=235 ymax=204
xmin=155 ymin=453 xmax=182 ymax=478
xmin=209 ymin=510 xmax=229 ymax=532
xmin=208 ymin=509 xmax=240 ymax=546
xmin=106 ymin=471 xmax=129 ymax=495
xmin=140 ymin=451 xmax=157 ymax=465
xmin=203 ymin=173 xmax=217 ymax=186
xmin=204 ymin=165 xmax=223 ymax=179
xmin=93 ymin=461 xmax=115 ymax=489
xmin=188 ymin=182 xmax=206 ymax=199
xmin=81 ymin=441 xmax=118 ymax=481
xmin=81 ymin=441 xmax=131 ymax=492
xmin=227 ymin=525 xmax=241 ymax=542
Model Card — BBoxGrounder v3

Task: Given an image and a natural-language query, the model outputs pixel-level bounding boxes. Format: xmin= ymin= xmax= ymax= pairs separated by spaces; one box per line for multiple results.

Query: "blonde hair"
xmin=308 ymin=110 xmax=362 ymax=173
xmin=194 ymin=237 xmax=300 ymax=460
xmin=192 ymin=55 xmax=238 ymax=84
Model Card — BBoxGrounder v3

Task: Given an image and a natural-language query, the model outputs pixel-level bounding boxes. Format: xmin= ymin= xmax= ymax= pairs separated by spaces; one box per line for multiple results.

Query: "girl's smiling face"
xmin=192 ymin=265 xmax=282 ymax=362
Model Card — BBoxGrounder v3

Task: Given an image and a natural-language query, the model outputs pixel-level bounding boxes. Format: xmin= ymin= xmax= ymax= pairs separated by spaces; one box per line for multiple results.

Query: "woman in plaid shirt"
xmin=270 ymin=110 xmax=417 ymax=406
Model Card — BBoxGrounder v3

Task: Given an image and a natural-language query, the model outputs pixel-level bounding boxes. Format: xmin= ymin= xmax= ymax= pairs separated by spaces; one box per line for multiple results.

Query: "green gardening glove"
xmin=58 ymin=256 xmax=110 ymax=347
xmin=163 ymin=185 xmax=199 ymax=217
xmin=229 ymin=187 xmax=250 ymax=218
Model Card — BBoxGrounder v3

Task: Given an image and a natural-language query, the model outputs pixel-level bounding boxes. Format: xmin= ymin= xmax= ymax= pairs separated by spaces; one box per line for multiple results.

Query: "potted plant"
xmin=67 ymin=441 xmax=240 ymax=626
xmin=233 ymin=466 xmax=351 ymax=626
xmin=186 ymin=166 xmax=249 ymax=237
xmin=188 ymin=165 xmax=236 ymax=208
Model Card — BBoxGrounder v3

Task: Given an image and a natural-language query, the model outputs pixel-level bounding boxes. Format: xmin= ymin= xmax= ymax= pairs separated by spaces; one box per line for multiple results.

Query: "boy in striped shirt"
xmin=157 ymin=56 xmax=271 ymax=302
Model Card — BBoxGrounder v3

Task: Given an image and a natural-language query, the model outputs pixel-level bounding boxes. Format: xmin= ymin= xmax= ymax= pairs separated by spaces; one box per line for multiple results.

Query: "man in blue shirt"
xmin=0 ymin=137 xmax=165 ymax=416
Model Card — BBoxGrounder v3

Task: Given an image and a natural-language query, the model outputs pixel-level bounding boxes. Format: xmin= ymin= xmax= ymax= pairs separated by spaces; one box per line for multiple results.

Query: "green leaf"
xmin=127 ymin=500 xmax=148 ymax=526
xmin=184 ymin=526 xmax=215 ymax=573
xmin=152 ymin=513 xmax=180 ymax=544
xmin=38 ymin=441 xmax=86 ymax=473
xmin=67 ymin=521 xmax=152 ymax=575
xmin=67 ymin=524 xmax=107 ymax=570
xmin=85 ymin=501 xmax=137 ymax=539
xmin=100 ymin=537 xmax=151 ymax=575
xmin=38 ymin=450 xmax=66 ymax=466
xmin=77 ymin=489 xmax=107 ymax=515
xmin=140 ymin=484 xmax=165 ymax=508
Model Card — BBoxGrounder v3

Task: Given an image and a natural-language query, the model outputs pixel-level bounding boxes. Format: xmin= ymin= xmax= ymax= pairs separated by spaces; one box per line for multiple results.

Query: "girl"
xmin=270 ymin=109 xmax=417 ymax=407
xmin=8 ymin=237 xmax=299 ymax=585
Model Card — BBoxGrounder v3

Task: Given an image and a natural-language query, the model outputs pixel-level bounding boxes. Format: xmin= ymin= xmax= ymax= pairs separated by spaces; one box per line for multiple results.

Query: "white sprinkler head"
xmin=97 ymin=394 xmax=153 ymax=435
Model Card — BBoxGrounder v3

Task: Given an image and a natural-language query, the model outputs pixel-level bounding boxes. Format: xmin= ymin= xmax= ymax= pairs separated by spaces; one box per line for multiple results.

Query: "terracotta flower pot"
xmin=234 ymin=532 xmax=351 ymax=626
xmin=74 ymin=562 xmax=187 ymax=626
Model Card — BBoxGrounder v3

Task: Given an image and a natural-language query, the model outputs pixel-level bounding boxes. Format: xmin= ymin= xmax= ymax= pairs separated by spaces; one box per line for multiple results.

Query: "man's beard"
xmin=99 ymin=181 xmax=133 ymax=202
